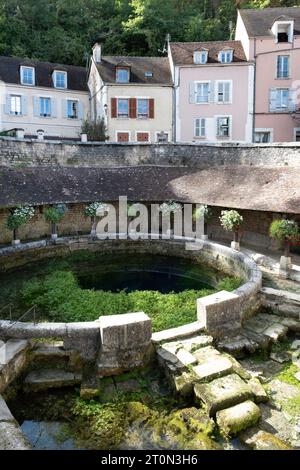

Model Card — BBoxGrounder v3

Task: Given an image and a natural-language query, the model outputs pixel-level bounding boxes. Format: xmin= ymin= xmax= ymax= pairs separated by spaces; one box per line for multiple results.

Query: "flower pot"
xmin=12 ymin=239 xmax=20 ymax=246
xmin=279 ymin=255 xmax=292 ymax=278
xmin=81 ymin=133 xmax=88 ymax=143
xmin=231 ymin=241 xmax=240 ymax=251
xmin=51 ymin=233 xmax=58 ymax=241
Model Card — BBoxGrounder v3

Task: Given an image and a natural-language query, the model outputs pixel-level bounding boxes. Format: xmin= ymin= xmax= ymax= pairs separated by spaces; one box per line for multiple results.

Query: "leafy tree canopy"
xmin=0 ymin=0 xmax=299 ymax=65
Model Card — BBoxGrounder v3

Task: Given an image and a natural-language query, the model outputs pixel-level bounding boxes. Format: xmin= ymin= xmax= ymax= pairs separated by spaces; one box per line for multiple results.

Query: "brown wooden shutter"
xmin=129 ymin=98 xmax=137 ymax=118
xmin=111 ymin=98 xmax=117 ymax=118
xmin=149 ymin=98 xmax=154 ymax=119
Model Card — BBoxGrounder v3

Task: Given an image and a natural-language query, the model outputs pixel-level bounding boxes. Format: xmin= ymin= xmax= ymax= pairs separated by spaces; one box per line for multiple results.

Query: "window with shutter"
xmin=216 ymin=117 xmax=230 ymax=137
xmin=10 ymin=95 xmax=22 ymax=115
xmin=275 ymin=88 xmax=289 ymax=110
xmin=277 ymin=56 xmax=289 ymax=79
xmin=195 ymin=82 xmax=209 ymax=104
xmin=195 ymin=118 xmax=206 ymax=137
xmin=137 ymin=99 xmax=149 ymax=118
xmin=217 ymin=81 xmax=231 ymax=103
xmin=67 ymin=100 xmax=79 ymax=119
xmin=39 ymin=97 xmax=51 ymax=117
xmin=117 ymin=98 xmax=129 ymax=118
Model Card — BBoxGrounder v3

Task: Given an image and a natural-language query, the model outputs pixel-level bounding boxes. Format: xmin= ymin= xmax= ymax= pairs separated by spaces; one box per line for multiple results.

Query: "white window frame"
xmin=67 ymin=99 xmax=79 ymax=119
xmin=20 ymin=66 xmax=35 ymax=86
xmin=135 ymin=131 xmax=150 ymax=142
xmin=53 ymin=70 xmax=67 ymax=89
xmin=293 ymin=128 xmax=300 ymax=142
xmin=275 ymin=88 xmax=289 ymax=110
xmin=115 ymin=131 xmax=130 ymax=142
xmin=137 ymin=98 xmax=149 ymax=119
xmin=193 ymin=51 xmax=208 ymax=64
xmin=116 ymin=68 xmax=130 ymax=83
xmin=215 ymin=80 xmax=232 ymax=104
xmin=276 ymin=55 xmax=290 ymax=79
xmin=194 ymin=118 xmax=206 ymax=138
xmin=155 ymin=131 xmax=169 ymax=143
xmin=254 ymin=128 xmax=273 ymax=143
xmin=194 ymin=81 xmax=210 ymax=104
xmin=10 ymin=95 xmax=22 ymax=116
xmin=39 ymin=96 xmax=51 ymax=117
xmin=117 ymin=97 xmax=130 ymax=118
xmin=216 ymin=115 xmax=231 ymax=138
xmin=218 ymin=50 xmax=233 ymax=63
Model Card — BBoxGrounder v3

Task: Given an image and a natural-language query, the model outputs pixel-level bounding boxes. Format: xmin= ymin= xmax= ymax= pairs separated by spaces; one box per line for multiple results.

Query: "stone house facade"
xmin=236 ymin=7 xmax=300 ymax=143
xmin=0 ymin=57 xmax=89 ymax=140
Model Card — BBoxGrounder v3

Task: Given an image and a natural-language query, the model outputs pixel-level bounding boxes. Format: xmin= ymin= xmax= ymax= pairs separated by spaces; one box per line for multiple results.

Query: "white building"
xmin=0 ymin=56 xmax=89 ymax=139
xmin=88 ymin=44 xmax=173 ymax=143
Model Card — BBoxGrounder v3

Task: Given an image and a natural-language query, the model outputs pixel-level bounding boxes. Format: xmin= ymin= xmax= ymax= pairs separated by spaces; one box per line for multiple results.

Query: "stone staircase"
xmin=217 ymin=311 xmax=300 ymax=359
xmin=23 ymin=341 xmax=83 ymax=392
xmin=156 ymin=335 xmax=268 ymax=436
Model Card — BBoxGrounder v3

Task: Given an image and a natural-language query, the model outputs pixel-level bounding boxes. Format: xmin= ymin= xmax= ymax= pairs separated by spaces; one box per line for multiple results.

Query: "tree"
xmin=269 ymin=219 xmax=299 ymax=257
xmin=6 ymin=205 xmax=35 ymax=245
xmin=44 ymin=203 xmax=67 ymax=239
xmin=81 ymin=117 xmax=108 ymax=141
xmin=220 ymin=209 xmax=243 ymax=244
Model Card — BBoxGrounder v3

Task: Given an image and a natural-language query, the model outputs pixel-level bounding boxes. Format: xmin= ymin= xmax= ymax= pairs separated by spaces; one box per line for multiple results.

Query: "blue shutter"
xmin=78 ymin=101 xmax=84 ymax=120
xmin=33 ymin=97 xmax=40 ymax=116
xmin=21 ymin=96 xmax=28 ymax=116
xmin=62 ymin=99 xmax=68 ymax=118
xmin=51 ymin=98 xmax=57 ymax=117
xmin=4 ymin=95 xmax=11 ymax=114
xmin=209 ymin=81 xmax=215 ymax=103
xmin=269 ymin=89 xmax=277 ymax=112
xmin=189 ymin=82 xmax=195 ymax=104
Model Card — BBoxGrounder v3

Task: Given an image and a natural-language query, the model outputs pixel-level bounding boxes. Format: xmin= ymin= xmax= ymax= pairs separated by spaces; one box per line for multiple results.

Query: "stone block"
xmin=24 ymin=369 xmax=82 ymax=392
xmin=197 ymin=290 xmax=241 ymax=335
xmin=0 ymin=339 xmax=28 ymax=365
xmin=216 ymin=400 xmax=261 ymax=436
xmin=193 ymin=357 xmax=233 ymax=383
xmin=0 ymin=395 xmax=14 ymax=422
xmin=248 ymin=378 xmax=269 ymax=403
xmin=176 ymin=348 xmax=198 ymax=367
xmin=99 ymin=312 xmax=152 ymax=352
xmin=240 ymin=428 xmax=292 ymax=450
xmin=0 ymin=422 xmax=31 ymax=450
xmin=194 ymin=373 xmax=253 ymax=417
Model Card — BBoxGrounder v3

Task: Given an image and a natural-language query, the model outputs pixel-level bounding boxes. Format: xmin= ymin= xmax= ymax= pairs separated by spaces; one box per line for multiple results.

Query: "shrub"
xmin=193 ymin=205 xmax=213 ymax=223
xmin=269 ymin=219 xmax=299 ymax=242
xmin=44 ymin=204 xmax=67 ymax=224
xmin=219 ymin=210 xmax=243 ymax=233
xmin=84 ymin=202 xmax=110 ymax=218
xmin=6 ymin=205 xmax=35 ymax=231
xmin=81 ymin=117 xmax=108 ymax=142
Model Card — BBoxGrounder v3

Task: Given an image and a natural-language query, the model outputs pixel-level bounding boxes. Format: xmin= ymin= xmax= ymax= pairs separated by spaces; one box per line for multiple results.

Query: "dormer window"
xmin=271 ymin=19 xmax=294 ymax=43
xmin=194 ymin=51 xmax=208 ymax=65
xmin=53 ymin=70 xmax=67 ymax=89
xmin=20 ymin=66 xmax=35 ymax=86
xmin=219 ymin=50 xmax=233 ymax=63
xmin=116 ymin=68 xmax=130 ymax=83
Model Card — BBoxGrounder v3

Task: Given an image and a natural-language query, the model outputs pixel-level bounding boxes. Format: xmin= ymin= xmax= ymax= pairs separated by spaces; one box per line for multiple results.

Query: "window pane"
xmin=10 ymin=95 xmax=21 ymax=115
xmin=137 ymin=99 xmax=149 ymax=117
xmin=55 ymin=72 xmax=66 ymax=88
xmin=118 ymin=98 xmax=129 ymax=116
xmin=22 ymin=67 xmax=34 ymax=85
xmin=67 ymin=100 xmax=78 ymax=118
xmin=40 ymin=97 xmax=51 ymax=116
xmin=116 ymin=69 xmax=129 ymax=83
xmin=196 ymin=83 xmax=209 ymax=103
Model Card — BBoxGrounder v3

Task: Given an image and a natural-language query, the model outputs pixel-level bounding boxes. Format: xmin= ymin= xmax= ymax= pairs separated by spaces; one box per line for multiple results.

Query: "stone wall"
xmin=0 ymin=137 xmax=300 ymax=168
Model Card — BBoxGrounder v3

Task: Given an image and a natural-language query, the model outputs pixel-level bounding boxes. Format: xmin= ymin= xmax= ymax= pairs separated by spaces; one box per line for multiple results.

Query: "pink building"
xmin=169 ymin=41 xmax=254 ymax=143
xmin=236 ymin=7 xmax=300 ymax=143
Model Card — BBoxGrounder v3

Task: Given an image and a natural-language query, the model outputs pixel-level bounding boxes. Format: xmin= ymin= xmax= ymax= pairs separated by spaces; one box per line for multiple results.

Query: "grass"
xmin=19 ymin=269 xmax=242 ymax=332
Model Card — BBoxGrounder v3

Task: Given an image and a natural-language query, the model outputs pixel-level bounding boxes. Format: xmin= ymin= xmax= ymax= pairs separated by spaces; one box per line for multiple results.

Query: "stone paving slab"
xmin=240 ymin=428 xmax=292 ymax=450
xmin=216 ymin=400 xmax=261 ymax=436
xmin=193 ymin=346 xmax=220 ymax=364
xmin=193 ymin=356 xmax=233 ymax=383
xmin=263 ymin=323 xmax=288 ymax=341
xmin=176 ymin=349 xmax=197 ymax=367
xmin=194 ymin=373 xmax=253 ymax=417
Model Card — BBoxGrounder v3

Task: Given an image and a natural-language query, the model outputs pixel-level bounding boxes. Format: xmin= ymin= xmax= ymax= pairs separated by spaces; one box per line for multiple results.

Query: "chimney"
xmin=92 ymin=43 xmax=102 ymax=63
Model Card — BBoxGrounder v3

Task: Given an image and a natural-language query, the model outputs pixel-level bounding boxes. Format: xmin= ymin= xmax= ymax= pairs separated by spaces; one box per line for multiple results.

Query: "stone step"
xmin=0 ymin=339 xmax=28 ymax=366
xmin=194 ymin=373 xmax=253 ymax=417
xmin=193 ymin=356 xmax=233 ymax=383
xmin=217 ymin=334 xmax=260 ymax=359
xmin=243 ymin=314 xmax=289 ymax=342
xmin=216 ymin=400 xmax=261 ymax=436
xmin=24 ymin=368 xmax=82 ymax=392
xmin=240 ymin=428 xmax=292 ymax=450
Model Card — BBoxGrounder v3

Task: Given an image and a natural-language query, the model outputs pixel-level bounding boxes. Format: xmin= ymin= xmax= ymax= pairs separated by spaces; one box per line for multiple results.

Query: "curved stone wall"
xmin=0 ymin=236 xmax=262 ymax=337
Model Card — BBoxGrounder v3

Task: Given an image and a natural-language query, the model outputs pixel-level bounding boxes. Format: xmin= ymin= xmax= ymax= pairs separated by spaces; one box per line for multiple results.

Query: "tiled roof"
xmin=239 ymin=7 xmax=300 ymax=37
xmin=96 ymin=56 xmax=172 ymax=85
xmin=0 ymin=165 xmax=299 ymax=214
xmin=0 ymin=56 xmax=88 ymax=91
xmin=170 ymin=41 xmax=247 ymax=65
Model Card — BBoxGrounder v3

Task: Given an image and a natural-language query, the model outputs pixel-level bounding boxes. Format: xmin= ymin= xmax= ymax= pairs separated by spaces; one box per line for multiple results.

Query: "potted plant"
xmin=84 ymin=202 xmax=110 ymax=237
xmin=269 ymin=219 xmax=299 ymax=277
xmin=193 ymin=205 xmax=213 ymax=240
xmin=220 ymin=210 xmax=243 ymax=250
xmin=44 ymin=204 xmax=67 ymax=240
xmin=6 ymin=205 xmax=35 ymax=246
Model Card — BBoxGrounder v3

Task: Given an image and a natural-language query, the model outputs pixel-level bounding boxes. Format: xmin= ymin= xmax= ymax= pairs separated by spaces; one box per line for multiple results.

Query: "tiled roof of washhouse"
xmin=0 ymin=165 xmax=299 ymax=214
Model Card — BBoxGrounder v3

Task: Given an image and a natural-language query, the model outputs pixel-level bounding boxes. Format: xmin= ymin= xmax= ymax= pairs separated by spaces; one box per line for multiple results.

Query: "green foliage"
xmin=216 ymin=276 xmax=243 ymax=291
xmin=6 ymin=205 xmax=35 ymax=230
xmin=81 ymin=117 xmax=108 ymax=142
xmin=269 ymin=219 xmax=299 ymax=242
xmin=44 ymin=204 xmax=67 ymax=223
xmin=20 ymin=269 xmax=241 ymax=331
xmin=193 ymin=205 xmax=213 ymax=223
xmin=219 ymin=210 xmax=243 ymax=232
xmin=84 ymin=202 xmax=110 ymax=218
xmin=1 ymin=1 xmax=297 ymax=64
